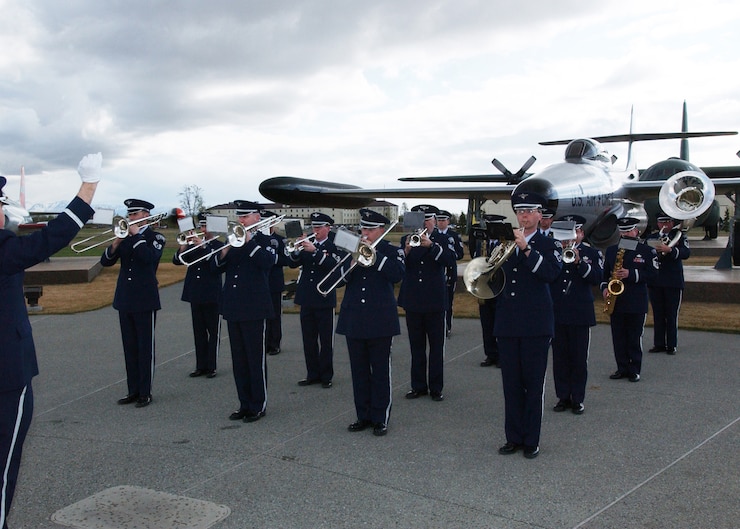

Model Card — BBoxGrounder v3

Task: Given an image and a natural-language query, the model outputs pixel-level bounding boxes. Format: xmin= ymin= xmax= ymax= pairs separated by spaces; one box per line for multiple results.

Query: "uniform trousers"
xmin=649 ymin=287 xmax=682 ymax=349
xmin=190 ymin=302 xmax=220 ymax=372
xmin=0 ymin=385 xmax=33 ymax=529
xmin=346 ymin=336 xmax=393 ymax=426
xmin=265 ymin=290 xmax=282 ymax=353
xmin=445 ymin=282 xmax=455 ymax=332
xmin=299 ymin=306 xmax=335 ymax=384
xmin=552 ymin=324 xmax=590 ymax=404
xmin=479 ymin=299 xmax=498 ymax=362
xmin=227 ymin=320 xmax=267 ymax=414
xmin=497 ymin=336 xmax=550 ymax=447
xmin=406 ymin=311 xmax=445 ymax=394
xmin=609 ymin=312 xmax=646 ymax=376
xmin=118 ymin=310 xmax=156 ymax=398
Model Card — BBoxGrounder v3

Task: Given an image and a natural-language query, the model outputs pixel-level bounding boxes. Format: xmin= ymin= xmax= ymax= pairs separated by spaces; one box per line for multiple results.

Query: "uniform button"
xmin=512 ymin=280 xmax=517 ymax=284
xmin=510 ymin=292 xmax=515 ymax=296
xmin=361 ymin=287 xmax=366 ymax=292
xmin=361 ymin=299 xmax=366 ymax=303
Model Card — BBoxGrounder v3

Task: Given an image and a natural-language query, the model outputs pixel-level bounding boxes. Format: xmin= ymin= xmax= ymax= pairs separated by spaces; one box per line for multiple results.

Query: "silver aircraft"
xmin=259 ymin=103 xmax=740 ymax=266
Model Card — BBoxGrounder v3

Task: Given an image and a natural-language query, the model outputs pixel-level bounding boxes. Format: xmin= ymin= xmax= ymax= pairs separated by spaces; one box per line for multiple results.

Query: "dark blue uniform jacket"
xmin=1 ymin=197 xmax=94 ymax=391
xmin=101 ymin=226 xmax=165 ymax=311
xmin=336 ymin=240 xmax=404 ymax=339
xmin=493 ymin=232 xmax=562 ymax=337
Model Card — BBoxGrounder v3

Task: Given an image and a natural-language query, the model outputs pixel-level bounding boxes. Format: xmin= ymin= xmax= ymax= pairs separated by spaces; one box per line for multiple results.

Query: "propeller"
xmin=491 ymin=156 xmax=536 ymax=185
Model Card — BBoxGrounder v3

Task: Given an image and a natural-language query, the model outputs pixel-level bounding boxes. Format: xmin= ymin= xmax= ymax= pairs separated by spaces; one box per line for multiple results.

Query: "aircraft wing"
xmin=398 ymin=174 xmax=513 ymax=182
xmin=259 ymin=176 xmax=515 ymax=207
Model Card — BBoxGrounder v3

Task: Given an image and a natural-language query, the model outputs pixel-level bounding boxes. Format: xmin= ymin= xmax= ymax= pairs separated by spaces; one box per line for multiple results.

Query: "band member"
xmin=213 ymin=200 xmax=275 ymax=422
xmin=173 ymin=214 xmax=223 ymax=378
xmin=495 ymin=192 xmax=562 ymax=459
xmin=101 ymin=198 xmax=166 ymax=408
xmin=262 ymin=210 xmax=289 ymax=356
xmin=475 ymin=214 xmax=507 ymax=367
xmin=1 ymin=153 xmax=100 ymax=529
xmin=550 ymin=215 xmax=603 ymax=415
xmin=399 ymin=205 xmax=456 ymax=402
xmin=602 ymin=217 xmax=659 ymax=382
xmin=338 ymin=209 xmax=404 ymax=436
xmin=289 ymin=212 xmax=345 ymax=388
xmin=435 ymin=209 xmax=465 ymax=336
xmin=539 ymin=208 xmax=556 ymax=237
xmin=646 ymin=212 xmax=690 ymax=355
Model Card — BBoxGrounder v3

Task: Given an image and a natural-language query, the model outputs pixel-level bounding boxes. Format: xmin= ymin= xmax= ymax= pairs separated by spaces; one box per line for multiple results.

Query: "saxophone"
xmin=603 ymin=248 xmax=626 ymax=315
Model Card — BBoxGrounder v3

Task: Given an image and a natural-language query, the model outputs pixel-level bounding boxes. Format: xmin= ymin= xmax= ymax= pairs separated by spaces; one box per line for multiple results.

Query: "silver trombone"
xmin=178 ymin=214 xmax=285 ymax=266
xmin=316 ymin=220 xmax=398 ymax=296
xmin=71 ymin=212 xmax=166 ymax=253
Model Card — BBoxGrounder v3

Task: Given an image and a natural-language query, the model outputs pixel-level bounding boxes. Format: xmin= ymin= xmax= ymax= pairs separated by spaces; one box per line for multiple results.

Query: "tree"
xmin=458 ymin=212 xmax=467 ymax=234
xmin=179 ymin=185 xmax=205 ymax=216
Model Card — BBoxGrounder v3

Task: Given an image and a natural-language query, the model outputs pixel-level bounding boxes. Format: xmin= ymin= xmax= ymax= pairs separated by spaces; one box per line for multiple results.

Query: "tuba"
xmin=603 ymin=248 xmax=625 ymax=315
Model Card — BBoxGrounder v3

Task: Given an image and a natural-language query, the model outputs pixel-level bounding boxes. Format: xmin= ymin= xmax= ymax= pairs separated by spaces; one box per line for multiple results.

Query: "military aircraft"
xmin=259 ymin=103 xmax=740 ymax=266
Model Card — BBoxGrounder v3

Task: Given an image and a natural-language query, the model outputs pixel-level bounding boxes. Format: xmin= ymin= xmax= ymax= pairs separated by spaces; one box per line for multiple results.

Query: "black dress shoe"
xmin=189 ymin=369 xmax=205 ymax=377
xmin=498 ymin=442 xmax=521 ymax=455
xmin=405 ymin=389 xmax=428 ymax=399
xmin=648 ymin=346 xmax=666 ymax=353
xmin=666 ymin=347 xmax=676 ymax=355
xmin=205 ymin=371 xmax=217 ymax=378
xmin=628 ymin=373 xmax=641 ymax=382
xmin=480 ymin=357 xmax=498 ymax=367
xmin=373 ymin=423 xmax=388 ymax=436
xmin=321 ymin=381 xmax=333 ymax=388
xmin=243 ymin=411 xmax=265 ymax=423
xmin=347 ymin=420 xmax=371 ymax=432
xmin=298 ymin=378 xmax=320 ymax=386
xmin=553 ymin=400 xmax=571 ymax=412
xmin=229 ymin=409 xmax=248 ymax=420
xmin=135 ymin=395 xmax=152 ymax=408
xmin=523 ymin=445 xmax=540 ymax=459
xmin=430 ymin=392 xmax=444 ymax=402
xmin=609 ymin=371 xmax=626 ymax=380
xmin=117 ymin=394 xmax=139 ymax=405
xmin=267 ymin=348 xmax=281 ymax=356
xmin=572 ymin=403 xmax=585 ymax=415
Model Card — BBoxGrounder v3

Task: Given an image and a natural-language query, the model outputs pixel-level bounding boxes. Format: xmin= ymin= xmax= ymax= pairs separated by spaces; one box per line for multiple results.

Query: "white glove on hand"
xmin=78 ymin=152 xmax=103 ymax=183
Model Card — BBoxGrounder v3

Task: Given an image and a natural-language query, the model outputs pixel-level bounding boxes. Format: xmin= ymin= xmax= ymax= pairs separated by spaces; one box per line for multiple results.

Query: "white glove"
xmin=78 ymin=152 xmax=103 ymax=183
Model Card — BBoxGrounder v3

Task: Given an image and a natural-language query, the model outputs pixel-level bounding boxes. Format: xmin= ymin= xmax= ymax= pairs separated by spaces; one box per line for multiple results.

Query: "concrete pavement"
xmin=11 ymin=282 xmax=740 ymax=528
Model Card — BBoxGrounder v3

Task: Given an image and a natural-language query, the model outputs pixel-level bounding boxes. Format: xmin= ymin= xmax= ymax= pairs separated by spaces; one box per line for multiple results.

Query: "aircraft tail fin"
xmin=680 ymin=100 xmax=689 ymax=161
xmin=625 ymin=105 xmax=636 ymax=169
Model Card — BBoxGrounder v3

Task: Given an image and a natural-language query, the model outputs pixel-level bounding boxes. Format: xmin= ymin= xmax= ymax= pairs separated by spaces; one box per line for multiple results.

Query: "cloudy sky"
xmin=2 ymin=0 xmax=739 ymax=215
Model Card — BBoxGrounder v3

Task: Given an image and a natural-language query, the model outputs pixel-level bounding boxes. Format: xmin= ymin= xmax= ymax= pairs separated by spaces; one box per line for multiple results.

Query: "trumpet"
xmin=176 ymin=230 xmax=207 ymax=246
xmin=285 ymin=233 xmax=316 ymax=253
xmin=409 ymin=228 xmax=428 ymax=247
xmin=562 ymin=242 xmax=578 ymax=264
xmin=71 ymin=212 xmax=166 ymax=253
xmin=316 ymin=221 xmax=398 ymax=296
